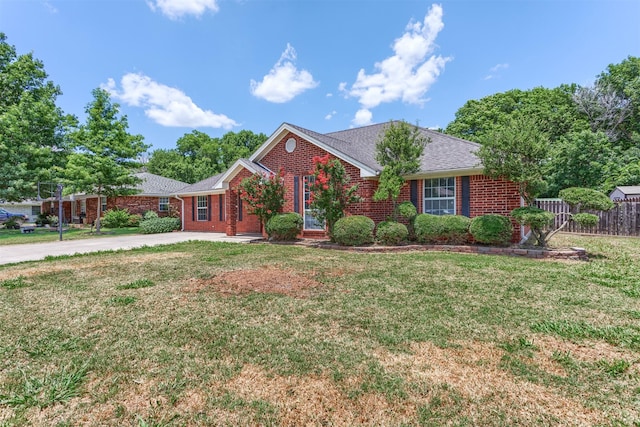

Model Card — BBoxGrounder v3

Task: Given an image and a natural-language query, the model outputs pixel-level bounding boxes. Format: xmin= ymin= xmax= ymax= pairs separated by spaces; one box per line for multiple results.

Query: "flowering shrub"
xmin=238 ymin=168 xmax=286 ymax=228
xmin=308 ymin=154 xmax=361 ymax=240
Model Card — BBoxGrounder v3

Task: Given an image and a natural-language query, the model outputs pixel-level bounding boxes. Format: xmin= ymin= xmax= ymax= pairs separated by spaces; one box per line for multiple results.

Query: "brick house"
xmin=44 ymin=172 xmax=187 ymax=224
xmin=177 ymin=122 xmax=524 ymax=241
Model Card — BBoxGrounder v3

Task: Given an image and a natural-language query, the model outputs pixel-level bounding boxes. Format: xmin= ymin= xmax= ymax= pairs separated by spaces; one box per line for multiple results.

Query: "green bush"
xmin=511 ymin=207 xmax=555 ymax=230
xmin=559 ymin=187 xmax=614 ymax=212
xmin=143 ymin=210 xmax=159 ymax=221
xmin=414 ymin=214 xmax=471 ymax=244
xmin=102 ymin=208 xmax=132 ymax=229
xmin=333 ymin=215 xmax=375 ymax=246
xmin=469 ymin=214 xmax=513 ymax=246
xmin=573 ymin=213 xmax=599 ymax=228
xmin=376 ymin=221 xmax=408 ymax=246
xmin=397 ymin=201 xmax=418 ymax=240
xmin=127 ymin=214 xmax=142 ymax=227
xmin=140 ymin=217 xmax=180 ymax=234
xmin=266 ymin=212 xmax=303 ymax=241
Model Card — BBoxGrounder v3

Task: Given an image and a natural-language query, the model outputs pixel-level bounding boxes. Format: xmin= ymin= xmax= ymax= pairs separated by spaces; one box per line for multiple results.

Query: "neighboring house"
xmin=43 ymin=172 xmax=188 ymax=224
xmin=176 ymin=122 xmax=523 ymax=241
xmin=0 ymin=200 xmax=42 ymax=222
xmin=609 ymin=186 xmax=640 ymax=201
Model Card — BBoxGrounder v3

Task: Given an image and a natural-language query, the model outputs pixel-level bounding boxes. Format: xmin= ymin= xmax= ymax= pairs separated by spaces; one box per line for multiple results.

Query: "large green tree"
xmin=445 ymin=86 xmax=587 ymax=144
xmin=476 ymin=114 xmax=550 ymax=205
xmin=0 ymin=33 xmax=72 ymax=201
xmin=64 ymin=88 xmax=148 ymax=232
xmin=147 ymin=129 xmax=267 ymax=183
xmin=373 ymin=121 xmax=428 ymax=217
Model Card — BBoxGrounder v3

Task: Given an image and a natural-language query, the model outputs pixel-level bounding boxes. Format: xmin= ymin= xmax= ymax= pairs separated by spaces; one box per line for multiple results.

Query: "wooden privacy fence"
xmin=535 ymin=199 xmax=640 ymax=236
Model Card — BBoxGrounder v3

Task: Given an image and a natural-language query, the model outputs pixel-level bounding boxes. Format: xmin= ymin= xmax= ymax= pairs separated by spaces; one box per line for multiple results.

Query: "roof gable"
xmin=251 ymin=121 xmax=482 ymax=179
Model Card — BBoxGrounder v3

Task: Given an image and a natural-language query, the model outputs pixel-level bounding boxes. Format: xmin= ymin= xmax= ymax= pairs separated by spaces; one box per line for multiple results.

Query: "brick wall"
xmin=182 ymin=194 xmax=227 ymax=232
xmin=468 ymin=174 xmax=522 ymax=241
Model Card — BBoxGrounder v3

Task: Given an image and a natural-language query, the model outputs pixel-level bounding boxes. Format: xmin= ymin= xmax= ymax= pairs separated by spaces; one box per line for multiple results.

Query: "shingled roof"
xmin=298 ymin=122 xmax=482 ymax=175
xmin=134 ymin=172 xmax=189 ymax=195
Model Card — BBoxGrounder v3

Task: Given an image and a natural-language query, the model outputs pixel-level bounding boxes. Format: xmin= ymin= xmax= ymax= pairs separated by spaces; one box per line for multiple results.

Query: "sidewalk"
xmin=0 ymin=232 xmax=260 ymax=266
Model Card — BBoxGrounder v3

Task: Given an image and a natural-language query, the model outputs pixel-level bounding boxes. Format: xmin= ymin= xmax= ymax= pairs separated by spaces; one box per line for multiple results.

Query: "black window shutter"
xmin=462 ymin=176 xmax=470 ymax=217
xmin=219 ymin=195 xmax=224 ymax=221
xmin=293 ymin=176 xmax=300 ymax=213
xmin=191 ymin=197 xmax=195 ymax=221
xmin=207 ymin=195 xmax=212 ymax=221
xmin=410 ymin=180 xmax=418 ymax=208
xmin=238 ymin=193 xmax=243 ymax=221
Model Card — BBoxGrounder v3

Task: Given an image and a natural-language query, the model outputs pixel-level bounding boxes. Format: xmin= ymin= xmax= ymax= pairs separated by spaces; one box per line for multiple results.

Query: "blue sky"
xmin=2 ymin=0 xmax=639 ymax=152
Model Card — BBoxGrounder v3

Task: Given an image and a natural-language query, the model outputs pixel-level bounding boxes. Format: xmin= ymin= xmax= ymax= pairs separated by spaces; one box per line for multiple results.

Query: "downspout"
xmin=175 ymin=195 xmax=185 ymax=231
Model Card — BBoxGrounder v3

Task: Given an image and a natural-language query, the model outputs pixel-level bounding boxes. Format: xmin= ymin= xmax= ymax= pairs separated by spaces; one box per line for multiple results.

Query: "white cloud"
xmin=146 ymin=0 xmax=219 ymax=20
xmin=325 ymin=110 xmax=337 ymax=120
xmin=250 ymin=44 xmax=319 ymax=103
xmin=484 ymin=63 xmax=509 ymax=80
xmin=326 ymin=93 xmax=333 ymax=97
xmin=345 ymin=4 xmax=450 ymax=125
xmin=102 ymin=73 xmax=238 ymax=129
xmin=353 ymin=108 xmax=373 ymax=126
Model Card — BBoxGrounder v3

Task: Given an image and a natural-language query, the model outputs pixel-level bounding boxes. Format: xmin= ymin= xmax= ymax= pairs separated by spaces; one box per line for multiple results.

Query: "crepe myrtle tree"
xmin=237 ymin=168 xmax=286 ymax=230
xmin=308 ymin=154 xmax=361 ymax=240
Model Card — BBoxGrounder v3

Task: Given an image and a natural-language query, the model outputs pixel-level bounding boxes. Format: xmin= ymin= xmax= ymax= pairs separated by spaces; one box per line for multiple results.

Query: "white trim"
xmin=249 ymin=123 xmax=379 ymax=179
xmin=403 ymin=167 xmax=483 ymax=180
xmin=423 ymin=177 xmax=456 ymax=215
xmin=212 ymin=158 xmax=266 ymax=190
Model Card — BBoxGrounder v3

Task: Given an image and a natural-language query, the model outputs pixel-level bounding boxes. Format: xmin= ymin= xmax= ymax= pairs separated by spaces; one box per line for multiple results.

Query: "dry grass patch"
xmin=0 ymin=252 xmax=188 ymax=281
xmin=225 ymin=364 xmax=414 ymax=426
xmin=376 ymin=341 xmax=606 ymax=425
xmin=182 ymin=265 xmax=321 ymax=298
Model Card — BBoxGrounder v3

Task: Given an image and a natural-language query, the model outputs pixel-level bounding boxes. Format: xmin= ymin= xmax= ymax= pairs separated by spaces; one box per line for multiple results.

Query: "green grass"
xmin=0 ymin=234 xmax=638 ymax=425
xmin=0 ymin=226 xmax=141 ymax=245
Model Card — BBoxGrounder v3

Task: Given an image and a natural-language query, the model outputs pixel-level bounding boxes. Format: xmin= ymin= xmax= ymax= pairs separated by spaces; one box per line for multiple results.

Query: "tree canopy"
xmin=147 ymin=130 xmax=268 ymax=183
xmin=64 ymin=88 xmax=148 ymax=231
xmin=445 ymin=56 xmax=640 ymax=196
xmin=0 ymin=33 xmax=72 ymax=201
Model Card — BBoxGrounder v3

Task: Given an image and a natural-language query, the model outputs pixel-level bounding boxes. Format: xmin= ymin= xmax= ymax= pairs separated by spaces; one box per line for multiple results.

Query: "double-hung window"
xmin=159 ymin=197 xmax=169 ymax=212
xmin=197 ymin=196 xmax=208 ymax=221
xmin=101 ymin=196 xmax=107 ymax=213
xmin=303 ymin=175 xmax=324 ymax=230
xmin=423 ymin=177 xmax=455 ymax=215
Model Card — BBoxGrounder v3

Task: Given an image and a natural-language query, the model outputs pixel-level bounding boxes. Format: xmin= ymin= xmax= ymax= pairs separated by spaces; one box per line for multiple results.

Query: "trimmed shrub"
xmin=127 ymin=214 xmax=142 ymax=227
xmin=511 ymin=207 xmax=555 ymax=230
xmin=397 ymin=201 xmax=418 ymax=240
xmin=414 ymin=214 xmax=471 ymax=245
xmin=140 ymin=217 xmax=180 ymax=234
xmin=266 ymin=212 xmax=303 ymax=241
xmin=573 ymin=213 xmax=599 ymax=228
xmin=376 ymin=221 xmax=408 ymax=246
xmin=142 ymin=210 xmax=159 ymax=221
xmin=469 ymin=214 xmax=513 ymax=246
xmin=102 ymin=208 xmax=132 ymax=229
xmin=333 ymin=215 xmax=375 ymax=246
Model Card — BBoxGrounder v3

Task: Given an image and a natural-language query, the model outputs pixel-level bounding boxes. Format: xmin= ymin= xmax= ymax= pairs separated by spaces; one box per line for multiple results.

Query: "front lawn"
xmin=0 ymin=226 xmax=141 ymax=245
xmin=0 ymin=234 xmax=638 ymax=425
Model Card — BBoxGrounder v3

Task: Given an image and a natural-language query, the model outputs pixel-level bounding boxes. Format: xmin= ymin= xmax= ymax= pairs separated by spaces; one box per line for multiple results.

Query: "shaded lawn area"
xmin=0 ymin=234 xmax=638 ymax=426
xmin=0 ymin=227 xmax=141 ymax=245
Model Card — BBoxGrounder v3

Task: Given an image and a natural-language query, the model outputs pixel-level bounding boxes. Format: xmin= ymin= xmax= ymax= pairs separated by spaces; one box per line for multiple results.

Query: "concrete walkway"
xmin=0 ymin=232 xmax=261 ymax=266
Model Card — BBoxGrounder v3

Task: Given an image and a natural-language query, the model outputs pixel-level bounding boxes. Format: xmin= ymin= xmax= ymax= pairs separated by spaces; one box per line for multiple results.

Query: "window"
xmin=159 ymin=197 xmax=169 ymax=212
xmin=80 ymin=199 xmax=86 ymax=215
xmin=304 ymin=175 xmax=324 ymax=230
xmin=101 ymin=196 xmax=107 ymax=213
xmin=197 ymin=196 xmax=208 ymax=221
xmin=31 ymin=206 xmax=41 ymax=216
xmin=423 ymin=177 xmax=455 ymax=215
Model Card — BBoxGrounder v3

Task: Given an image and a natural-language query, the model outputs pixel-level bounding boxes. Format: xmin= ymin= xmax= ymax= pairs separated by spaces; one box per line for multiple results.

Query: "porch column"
xmin=225 ymin=189 xmax=237 ymax=236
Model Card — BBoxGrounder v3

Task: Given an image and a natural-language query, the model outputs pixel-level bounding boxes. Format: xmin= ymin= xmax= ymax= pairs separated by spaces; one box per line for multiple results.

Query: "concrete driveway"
xmin=0 ymin=232 xmax=261 ymax=266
